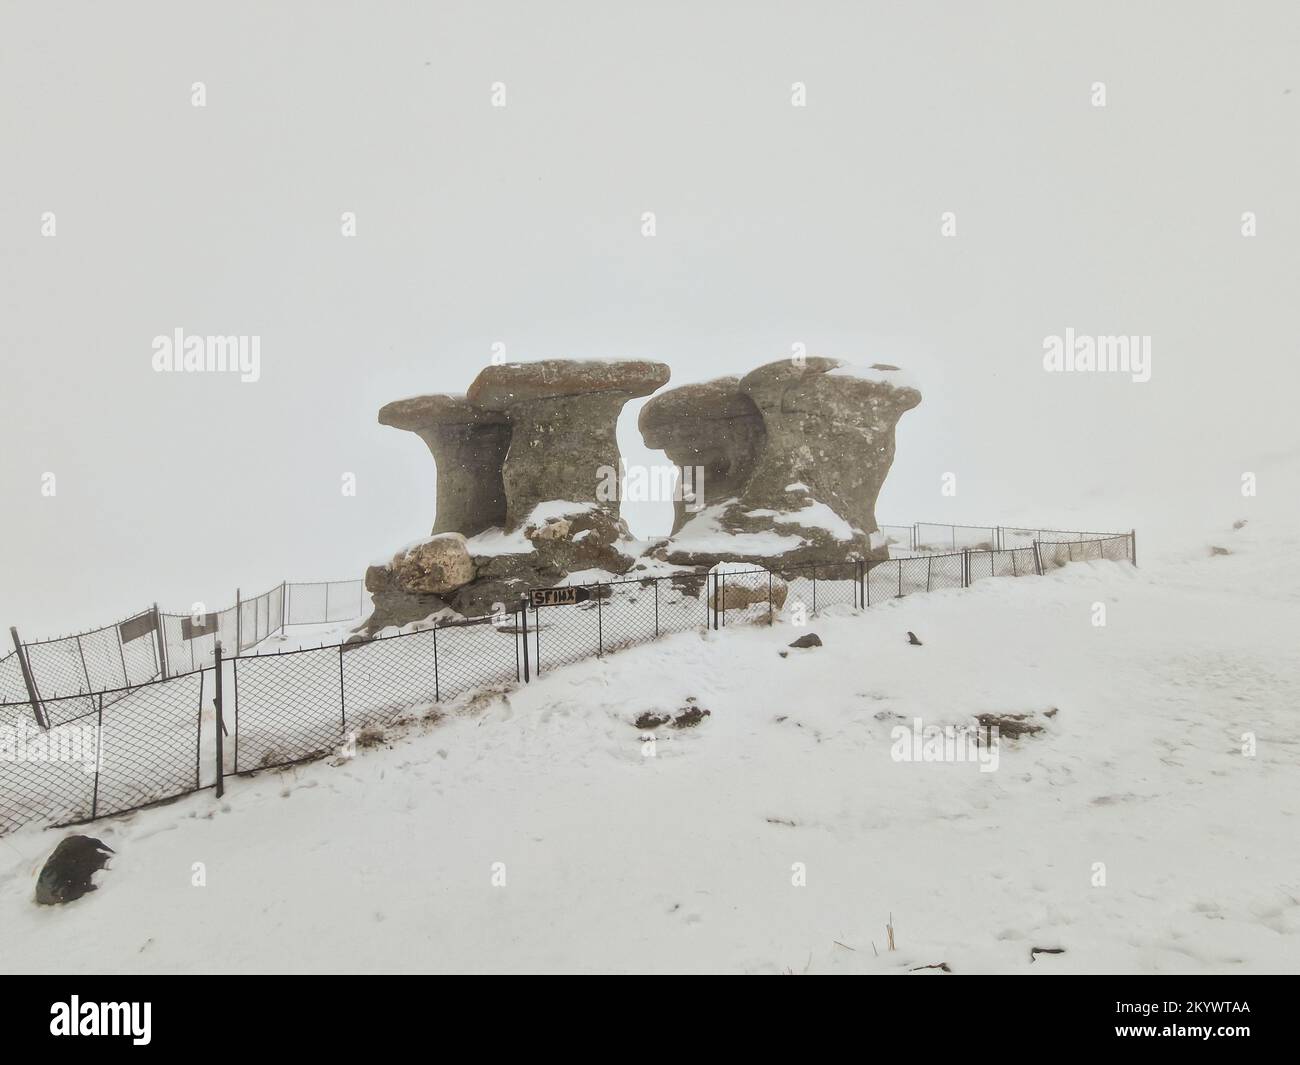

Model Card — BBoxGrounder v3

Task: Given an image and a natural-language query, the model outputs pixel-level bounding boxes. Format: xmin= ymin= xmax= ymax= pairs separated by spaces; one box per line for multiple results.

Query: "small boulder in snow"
xmin=788 ymin=632 xmax=822 ymax=649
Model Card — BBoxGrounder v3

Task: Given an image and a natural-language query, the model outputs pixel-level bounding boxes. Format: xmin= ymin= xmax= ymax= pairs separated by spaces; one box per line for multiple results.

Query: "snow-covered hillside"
xmin=2 ymin=507 xmax=1298 ymax=974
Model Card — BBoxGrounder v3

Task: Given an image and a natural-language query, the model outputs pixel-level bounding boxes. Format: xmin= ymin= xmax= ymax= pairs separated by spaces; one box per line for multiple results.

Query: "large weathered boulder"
xmin=378 ymin=394 xmax=511 ymax=537
xmin=363 ymin=534 xmax=473 ymax=631
xmin=467 ymin=360 xmax=670 ymax=528
xmin=638 ymin=376 xmax=766 ymax=534
xmin=391 ymin=533 xmax=475 ymax=594
xmin=35 ymin=835 xmax=114 ymax=906
xmin=652 ymin=358 xmax=920 ymax=570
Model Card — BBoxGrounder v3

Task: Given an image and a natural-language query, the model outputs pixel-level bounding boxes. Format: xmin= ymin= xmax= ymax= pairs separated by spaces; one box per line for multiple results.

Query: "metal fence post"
xmin=811 ymin=564 xmax=817 ymax=614
xmin=92 ymin=693 xmax=104 ymax=818
xmin=768 ymin=570 xmax=774 ymax=626
xmin=10 ymin=626 xmax=47 ymax=729
xmin=519 ymin=597 xmax=530 ymax=683
xmin=115 ymin=623 xmax=129 ymax=687
xmin=596 ymin=583 xmax=604 ymax=656
xmin=74 ymin=633 xmax=93 ymax=693
xmin=432 ymin=623 xmax=441 ymax=701
xmin=654 ymin=578 xmax=660 ymax=638
xmin=235 ymin=588 xmax=242 ymax=651
xmin=963 ymin=549 xmax=970 ymax=588
xmin=338 ymin=643 xmax=346 ymax=733
xmin=1032 ymin=541 xmax=1043 ymax=576
xmin=213 ymin=641 xmax=225 ymax=797
xmin=153 ymin=603 xmax=169 ymax=679
xmin=1130 ymin=528 xmax=1137 ymax=567
xmin=280 ymin=581 xmax=288 ymax=634
xmin=926 ymin=556 xmax=933 ymax=592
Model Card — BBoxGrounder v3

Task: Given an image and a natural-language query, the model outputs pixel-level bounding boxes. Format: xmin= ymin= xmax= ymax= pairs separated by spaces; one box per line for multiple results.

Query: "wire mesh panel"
xmin=1099 ymin=535 xmax=1133 ymax=562
xmin=326 ymin=580 xmax=364 ymax=623
xmin=712 ymin=568 xmax=774 ymax=627
xmin=432 ymin=615 xmax=521 ymax=700
xmin=162 ymin=612 xmax=218 ymax=674
xmin=0 ymin=652 xmax=27 ymax=707
xmin=877 ymin=525 xmax=914 ymax=553
xmin=533 ymin=598 xmax=601 ymax=673
xmin=0 ymin=671 xmax=205 ymax=837
xmin=926 ymin=553 xmax=965 ymax=591
xmin=897 ymin=555 xmax=934 ymax=596
xmin=286 ymin=582 xmax=327 ymax=625
xmin=233 ymin=647 xmax=343 ymax=772
xmin=238 ymin=598 xmax=258 ymax=651
xmin=658 ymin=573 xmax=708 ymax=635
xmin=811 ymin=561 xmax=858 ymax=612
xmin=121 ymin=626 xmax=160 ymax=687
xmin=596 ymin=580 xmax=658 ymax=653
xmin=340 ymin=628 xmax=440 ymax=732
xmin=78 ymin=629 xmax=127 ymax=692
xmin=0 ymin=695 xmax=98 ymax=834
xmin=285 ymin=579 xmax=365 ymax=625
xmin=95 ymin=672 xmax=204 ymax=819
xmin=914 ymin=523 xmax=997 ymax=552
xmin=865 ymin=559 xmax=901 ymax=604
xmin=23 ymin=641 xmax=95 ymax=719
xmin=966 ymin=550 xmax=996 ymax=583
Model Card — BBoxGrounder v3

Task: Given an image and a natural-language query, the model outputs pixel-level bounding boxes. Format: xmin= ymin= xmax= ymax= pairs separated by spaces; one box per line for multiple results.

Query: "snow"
xmin=2 ymin=499 xmax=1297 ymax=973
xmin=744 ymin=500 xmax=858 ymax=542
xmin=461 ymin=501 xmax=603 ymax=558
xmin=670 ymin=501 xmax=807 ymax=556
xmin=824 ymin=360 xmax=920 ymax=392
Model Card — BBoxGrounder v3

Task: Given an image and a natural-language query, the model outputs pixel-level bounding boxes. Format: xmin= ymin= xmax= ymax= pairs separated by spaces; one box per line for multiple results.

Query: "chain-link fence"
xmin=0 ymin=670 xmax=207 ymax=836
xmin=1 ymin=529 xmax=1136 ymax=836
xmin=9 ymin=579 xmax=369 ymax=718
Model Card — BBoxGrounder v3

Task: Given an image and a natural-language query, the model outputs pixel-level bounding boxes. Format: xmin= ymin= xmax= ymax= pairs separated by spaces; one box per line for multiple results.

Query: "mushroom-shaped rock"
xmin=378 ymin=393 xmax=511 ymax=537
xmin=735 ymin=357 xmax=920 ymax=542
xmin=467 ymin=360 xmax=671 ymax=528
xmin=638 ymin=376 xmax=766 ymax=534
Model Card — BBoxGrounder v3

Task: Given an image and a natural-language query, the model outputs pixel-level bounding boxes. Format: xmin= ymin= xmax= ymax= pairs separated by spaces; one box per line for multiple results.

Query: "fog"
xmin=2 ymin=1 xmax=1296 ymax=635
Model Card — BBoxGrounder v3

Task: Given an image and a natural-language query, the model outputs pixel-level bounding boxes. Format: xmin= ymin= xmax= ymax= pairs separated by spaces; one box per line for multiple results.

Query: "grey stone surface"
xmin=638 ymin=376 xmax=766 ymax=534
xmin=736 ymin=358 xmax=920 ymax=539
xmin=467 ymin=359 xmax=671 ymax=528
xmin=378 ymin=393 xmax=510 ymax=537
xmin=652 ymin=358 xmax=920 ymax=570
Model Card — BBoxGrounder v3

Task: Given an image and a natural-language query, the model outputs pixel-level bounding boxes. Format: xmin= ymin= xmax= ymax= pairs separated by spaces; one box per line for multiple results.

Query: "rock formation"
xmin=368 ymin=354 xmax=918 ymax=630
xmin=369 ymin=359 xmax=671 ymax=628
xmin=377 ymin=394 xmax=510 ymax=537
xmin=637 ymin=376 xmax=765 ymax=534
xmin=650 ymin=358 xmax=920 ymax=570
xmin=467 ymin=359 xmax=670 ymax=529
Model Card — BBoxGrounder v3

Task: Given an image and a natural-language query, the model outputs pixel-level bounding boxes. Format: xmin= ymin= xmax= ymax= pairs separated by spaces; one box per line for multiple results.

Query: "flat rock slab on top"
xmin=467 ymin=359 xmax=670 ymax=410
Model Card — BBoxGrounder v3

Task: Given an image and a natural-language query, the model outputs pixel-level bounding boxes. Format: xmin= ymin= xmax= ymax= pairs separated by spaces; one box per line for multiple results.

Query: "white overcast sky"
xmin=1 ymin=1 xmax=1297 ymax=634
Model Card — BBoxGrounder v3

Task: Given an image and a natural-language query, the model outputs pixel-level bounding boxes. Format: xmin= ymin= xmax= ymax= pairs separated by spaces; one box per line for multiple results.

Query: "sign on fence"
xmin=118 ymin=611 xmax=157 ymax=644
xmin=529 ymin=586 xmax=593 ymax=608
xmin=180 ymin=613 xmax=220 ymax=640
